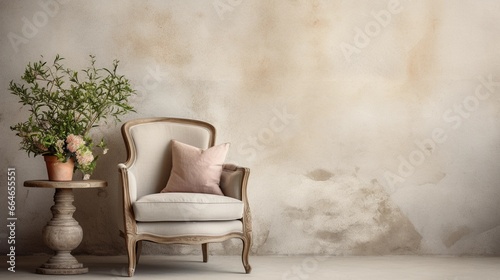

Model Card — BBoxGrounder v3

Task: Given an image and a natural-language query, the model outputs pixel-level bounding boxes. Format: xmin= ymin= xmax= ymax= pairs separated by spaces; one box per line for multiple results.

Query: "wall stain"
xmin=443 ymin=226 xmax=471 ymax=248
xmin=239 ymin=1 xmax=290 ymax=97
xmin=315 ymin=230 xmax=344 ymax=243
xmin=113 ymin=3 xmax=192 ymax=66
xmin=283 ymin=175 xmax=422 ymax=254
xmin=406 ymin=18 xmax=439 ymax=82
xmin=307 ymin=168 xmax=334 ymax=181
xmin=254 ymin=229 xmax=271 ymax=254
xmin=239 ymin=1 xmax=337 ymax=99
xmin=285 ymin=198 xmax=340 ymax=220
xmin=401 ymin=2 xmax=443 ymax=100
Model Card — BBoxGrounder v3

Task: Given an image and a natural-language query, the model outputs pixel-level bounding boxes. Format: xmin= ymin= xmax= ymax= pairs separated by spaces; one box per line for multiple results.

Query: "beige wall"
xmin=1 ymin=0 xmax=500 ymax=256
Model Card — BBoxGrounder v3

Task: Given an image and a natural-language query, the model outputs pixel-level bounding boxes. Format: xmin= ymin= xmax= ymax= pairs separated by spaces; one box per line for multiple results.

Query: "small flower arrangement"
xmin=10 ymin=55 xmax=136 ymax=178
xmin=52 ymin=134 xmax=108 ymax=179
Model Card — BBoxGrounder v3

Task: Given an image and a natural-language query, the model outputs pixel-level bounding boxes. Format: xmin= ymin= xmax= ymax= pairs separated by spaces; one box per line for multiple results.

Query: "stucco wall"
xmin=1 ymin=0 xmax=500 ymax=256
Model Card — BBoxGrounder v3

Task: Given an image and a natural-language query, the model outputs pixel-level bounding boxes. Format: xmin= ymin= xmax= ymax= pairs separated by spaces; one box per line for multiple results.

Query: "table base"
xmin=37 ymin=265 xmax=88 ymax=275
xmin=37 ymin=188 xmax=87 ymax=275
xmin=23 ymin=180 xmax=107 ymax=275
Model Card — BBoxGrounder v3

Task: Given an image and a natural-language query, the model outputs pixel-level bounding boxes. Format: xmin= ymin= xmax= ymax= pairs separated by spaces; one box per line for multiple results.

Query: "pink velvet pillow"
xmin=161 ymin=140 xmax=229 ymax=195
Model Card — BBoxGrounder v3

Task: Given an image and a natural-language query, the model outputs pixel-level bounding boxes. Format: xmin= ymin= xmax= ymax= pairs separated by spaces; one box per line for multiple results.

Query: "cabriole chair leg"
xmin=126 ymin=237 xmax=137 ymax=277
xmin=242 ymin=237 xmax=251 ymax=274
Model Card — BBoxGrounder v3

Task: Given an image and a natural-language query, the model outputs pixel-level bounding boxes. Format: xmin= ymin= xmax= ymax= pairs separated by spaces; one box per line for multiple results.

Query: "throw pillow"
xmin=161 ymin=140 xmax=229 ymax=195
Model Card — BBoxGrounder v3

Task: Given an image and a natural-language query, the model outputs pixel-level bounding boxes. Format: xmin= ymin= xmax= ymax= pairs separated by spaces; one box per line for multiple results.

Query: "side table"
xmin=24 ymin=180 xmax=107 ymax=275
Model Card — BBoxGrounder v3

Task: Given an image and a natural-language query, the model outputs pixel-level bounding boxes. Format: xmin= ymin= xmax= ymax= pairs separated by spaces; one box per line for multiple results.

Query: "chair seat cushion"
xmin=133 ymin=192 xmax=244 ymax=222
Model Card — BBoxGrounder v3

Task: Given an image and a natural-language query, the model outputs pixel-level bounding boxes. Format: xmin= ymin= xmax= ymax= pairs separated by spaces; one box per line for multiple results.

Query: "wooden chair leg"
xmin=202 ymin=243 xmax=208 ymax=263
xmin=242 ymin=236 xmax=251 ymax=274
xmin=126 ymin=236 xmax=137 ymax=277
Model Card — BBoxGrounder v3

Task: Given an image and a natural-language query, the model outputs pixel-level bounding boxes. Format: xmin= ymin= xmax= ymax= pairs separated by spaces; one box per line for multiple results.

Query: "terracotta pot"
xmin=44 ymin=155 xmax=74 ymax=181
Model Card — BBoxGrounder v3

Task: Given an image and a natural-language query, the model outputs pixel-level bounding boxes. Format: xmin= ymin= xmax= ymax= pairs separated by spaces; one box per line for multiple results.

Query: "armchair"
xmin=118 ymin=118 xmax=252 ymax=277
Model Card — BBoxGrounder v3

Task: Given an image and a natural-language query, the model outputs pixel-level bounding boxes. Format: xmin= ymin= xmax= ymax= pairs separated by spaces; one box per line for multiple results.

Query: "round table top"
xmin=24 ymin=180 xmax=107 ymax=189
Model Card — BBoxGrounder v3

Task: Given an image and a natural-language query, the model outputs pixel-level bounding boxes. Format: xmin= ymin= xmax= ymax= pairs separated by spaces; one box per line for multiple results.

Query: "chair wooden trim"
xmin=118 ymin=117 xmax=252 ymax=277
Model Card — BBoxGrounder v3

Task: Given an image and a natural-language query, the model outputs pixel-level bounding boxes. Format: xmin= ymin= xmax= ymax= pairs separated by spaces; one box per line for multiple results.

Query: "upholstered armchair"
xmin=118 ymin=118 xmax=252 ymax=277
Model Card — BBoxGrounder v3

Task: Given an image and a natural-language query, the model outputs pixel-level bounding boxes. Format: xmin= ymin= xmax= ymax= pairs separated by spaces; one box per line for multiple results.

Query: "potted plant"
xmin=10 ymin=54 xmax=136 ymax=180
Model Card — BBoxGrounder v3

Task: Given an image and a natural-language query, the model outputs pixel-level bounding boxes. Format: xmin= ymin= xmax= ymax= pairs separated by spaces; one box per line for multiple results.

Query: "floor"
xmin=1 ymin=254 xmax=499 ymax=279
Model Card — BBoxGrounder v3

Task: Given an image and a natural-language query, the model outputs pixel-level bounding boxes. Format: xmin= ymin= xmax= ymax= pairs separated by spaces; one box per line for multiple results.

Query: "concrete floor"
xmin=1 ymin=255 xmax=499 ymax=279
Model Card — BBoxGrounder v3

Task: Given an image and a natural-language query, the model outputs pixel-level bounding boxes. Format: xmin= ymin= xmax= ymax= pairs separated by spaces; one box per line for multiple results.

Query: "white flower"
xmin=55 ymin=140 xmax=65 ymax=154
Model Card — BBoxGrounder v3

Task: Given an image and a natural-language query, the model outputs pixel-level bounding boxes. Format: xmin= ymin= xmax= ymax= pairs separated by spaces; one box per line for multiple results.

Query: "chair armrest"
xmin=118 ymin=162 xmax=138 ymax=201
xmin=220 ymin=164 xmax=250 ymax=201
xmin=118 ymin=162 xmax=138 ymax=234
xmin=118 ymin=162 xmax=132 ymax=204
xmin=118 ymin=163 xmax=128 ymax=169
xmin=221 ymin=164 xmax=253 ymax=236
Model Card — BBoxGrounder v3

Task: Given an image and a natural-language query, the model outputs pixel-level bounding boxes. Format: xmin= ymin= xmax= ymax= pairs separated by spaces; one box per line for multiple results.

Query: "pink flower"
xmin=76 ymin=150 xmax=94 ymax=166
xmin=66 ymin=134 xmax=85 ymax=153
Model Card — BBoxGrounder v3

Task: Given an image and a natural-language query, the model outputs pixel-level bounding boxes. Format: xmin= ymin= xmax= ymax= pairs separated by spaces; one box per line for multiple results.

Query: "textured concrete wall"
xmin=1 ymin=0 xmax=500 ymax=256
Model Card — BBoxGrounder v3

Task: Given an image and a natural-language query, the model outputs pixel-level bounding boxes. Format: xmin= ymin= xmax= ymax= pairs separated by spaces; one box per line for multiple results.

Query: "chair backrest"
xmin=121 ymin=118 xmax=216 ymax=201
